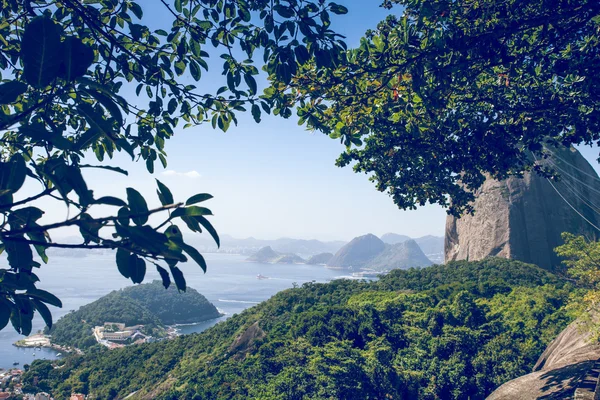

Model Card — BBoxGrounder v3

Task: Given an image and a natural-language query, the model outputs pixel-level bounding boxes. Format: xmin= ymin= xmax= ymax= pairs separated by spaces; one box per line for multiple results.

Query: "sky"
xmin=23 ymin=1 xmax=600 ymax=243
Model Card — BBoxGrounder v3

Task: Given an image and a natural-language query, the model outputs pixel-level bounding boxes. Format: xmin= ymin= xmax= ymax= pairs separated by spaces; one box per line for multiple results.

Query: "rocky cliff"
xmin=445 ymin=147 xmax=600 ymax=270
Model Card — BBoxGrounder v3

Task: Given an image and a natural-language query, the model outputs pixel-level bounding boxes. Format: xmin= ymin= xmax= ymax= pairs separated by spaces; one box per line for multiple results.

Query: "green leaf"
xmin=244 ymin=73 xmax=257 ymax=94
xmin=126 ymin=188 xmax=149 ymax=226
xmin=83 ymin=89 xmax=124 ymax=126
xmin=26 ymin=289 xmax=62 ymax=308
xmin=116 ymin=248 xmax=131 ymax=278
xmin=0 ymin=299 xmax=11 ymax=330
xmin=78 ymin=102 xmax=118 ymax=140
xmin=171 ymin=206 xmax=212 ymax=218
xmin=95 ymin=196 xmax=127 ymax=207
xmin=0 ymin=81 xmax=27 ymax=104
xmin=180 ymin=243 xmax=207 ymax=272
xmin=156 ymin=179 xmax=174 ymax=205
xmin=0 ymin=153 xmax=27 ymax=193
xmin=156 ymin=265 xmax=171 ymax=289
xmin=195 ymin=215 xmax=220 ymax=248
xmin=251 ymin=104 xmax=261 ymax=123
xmin=80 ymin=164 xmax=128 ymax=175
xmin=59 ymin=36 xmax=94 ymax=82
xmin=329 ymin=3 xmax=348 ymax=14
xmin=21 ymin=16 xmax=63 ymax=88
xmin=294 ymin=45 xmax=310 ymax=65
xmin=185 ymin=193 xmax=213 ymax=205
xmin=130 ymin=2 xmax=144 ymax=19
xmin=129 ymin=254 xmax=146 ymax=284
xmin=169 ymin=265 xmax=186 ymax=292
xmin=31 ymin=299 xmax=53 ymax=329
xmin=5 ymin=238 xmax=34 ymax=271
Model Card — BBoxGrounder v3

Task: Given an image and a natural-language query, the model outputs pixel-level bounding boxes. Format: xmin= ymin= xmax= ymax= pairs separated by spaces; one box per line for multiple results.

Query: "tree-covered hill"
xmin=26 ymin=259 xmax=582 ymax=399
xmin=48 ymin=281 xmax=222 ymax=349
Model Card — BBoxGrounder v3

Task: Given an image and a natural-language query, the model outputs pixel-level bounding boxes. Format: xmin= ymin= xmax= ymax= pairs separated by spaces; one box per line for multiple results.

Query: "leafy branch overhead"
xmin=0 ymin=0 xmax=348 ymax=335
xmin=279 ymin=0 xmax=600 ymax=216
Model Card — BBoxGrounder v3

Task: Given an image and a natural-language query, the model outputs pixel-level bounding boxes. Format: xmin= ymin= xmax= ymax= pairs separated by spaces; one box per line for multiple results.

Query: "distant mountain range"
xmin=247 ymin=233 xmax=440 ymax=272
xmin=380 ymin=233 xmax=444 ymax=264
xmin=189 ymin=235 xmax=346 ymax=257
xmin=328 ymin=234 xmax=433 ymax=271
xmin=52 ymin=232 xmax=444 ymax=264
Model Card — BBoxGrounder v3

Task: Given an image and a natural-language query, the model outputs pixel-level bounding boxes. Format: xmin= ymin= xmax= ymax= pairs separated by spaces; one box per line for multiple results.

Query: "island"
xmin=246 ymin=246 xmax=306 ymax=264
xmin=18 ymin=281 xmax=222 ymax=351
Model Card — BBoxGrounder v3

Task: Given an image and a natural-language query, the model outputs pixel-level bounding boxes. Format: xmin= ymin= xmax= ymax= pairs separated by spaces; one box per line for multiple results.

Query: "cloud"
xmin=161 ymin=170 xmax=202 ymax=179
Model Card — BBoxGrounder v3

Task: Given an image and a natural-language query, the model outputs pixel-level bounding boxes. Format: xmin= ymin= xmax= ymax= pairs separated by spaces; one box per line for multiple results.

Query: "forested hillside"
xmin=25 ymin=259 xmax=582 ymax=399
xmin=48 ymin=281 xmax=221 ymax=349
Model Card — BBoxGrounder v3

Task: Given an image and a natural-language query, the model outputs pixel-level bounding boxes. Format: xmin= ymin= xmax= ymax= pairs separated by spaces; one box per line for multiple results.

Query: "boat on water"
xmin=56 ymin=353 xmax=62 ymax=356
xmin=12 ymin=362 xmax=19 ymax=366
xmin=256 ymin=274 xmax=269 ymax=280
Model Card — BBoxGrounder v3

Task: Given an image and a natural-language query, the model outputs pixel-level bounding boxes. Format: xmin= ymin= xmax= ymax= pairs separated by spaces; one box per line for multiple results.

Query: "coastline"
xmin=13 ymin=334 xmax=83 ymax=355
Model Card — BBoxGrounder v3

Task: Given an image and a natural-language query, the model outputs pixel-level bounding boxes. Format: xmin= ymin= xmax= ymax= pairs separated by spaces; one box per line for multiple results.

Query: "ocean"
xmin=0 ymin=253 xmax=350 ymax=369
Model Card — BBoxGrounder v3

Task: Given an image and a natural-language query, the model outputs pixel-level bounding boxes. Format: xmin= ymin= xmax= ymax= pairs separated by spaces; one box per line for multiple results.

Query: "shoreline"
xmin=13 ymin=334 xmax=83 ymax=355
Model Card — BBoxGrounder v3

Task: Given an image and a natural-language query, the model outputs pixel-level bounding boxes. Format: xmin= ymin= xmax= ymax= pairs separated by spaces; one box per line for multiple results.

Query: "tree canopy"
xmin=283 ymin=0 xmax=600 ymax=215
xmin=0 ymin=0 xmax=347 ymax=335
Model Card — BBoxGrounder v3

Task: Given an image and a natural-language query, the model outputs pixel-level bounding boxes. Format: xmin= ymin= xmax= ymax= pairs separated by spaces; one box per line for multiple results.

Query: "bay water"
xmin=0 ymin=253 xmax=350 ymax=370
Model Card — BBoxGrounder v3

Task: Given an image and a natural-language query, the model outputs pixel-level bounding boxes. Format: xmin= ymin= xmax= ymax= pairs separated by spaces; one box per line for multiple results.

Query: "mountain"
xmin=246 ymin=246 xmax=280 ymax=263
xmin=413 ymin=235 xmax=445 ymax=263
xmin=446 ymin=147 xmax=600 ymax=271
xmin=380 ymin=233 xmax=411 ymax=244
xmin=368 ymin=240 xmax=433 ymax=271
xmin=189 ymin=235 xmax=346 ymax=257
xmin=306 ymin=252 xmax=334 ymax=265
xmin=27 ymin=259 xmax=574 ymax=399
xmin=276 ymin=254 xmax=305 ymax=264
xmin=48 ymin=281 xmax=222 ymax=349
xmin=246 ymin=246 xmax=305 ymax=264
xmin=327 ymin=234 xmax=386 ymax=269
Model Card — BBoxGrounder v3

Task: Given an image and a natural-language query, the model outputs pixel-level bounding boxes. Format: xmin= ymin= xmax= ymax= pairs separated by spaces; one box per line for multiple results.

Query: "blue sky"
xmin=32 ymin=1 xmax=600 ymax=242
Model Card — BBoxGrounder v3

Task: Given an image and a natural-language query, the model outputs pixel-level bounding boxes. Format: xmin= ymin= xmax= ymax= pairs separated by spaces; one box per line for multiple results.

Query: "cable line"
xmin=545 ymin=159 xmax=600 ymax=197
xmin=533 ymin=153 xmax=600 ymax=232
xmin=543 ymin=146 xmax=600 ymax=183
xmin=556 ymin=179 xmax=600 ymax=216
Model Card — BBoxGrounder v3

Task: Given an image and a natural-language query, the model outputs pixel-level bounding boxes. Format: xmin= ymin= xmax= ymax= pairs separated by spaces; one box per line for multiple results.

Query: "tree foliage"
xmin=0 ymin=0 xmax=347 ymax=334
xmin=22 ymin=259 xmax=579 ymax=399
xmin=556 ymin=233 xmax=600 ymax=310
xmin=281 ymin=0 xmax=600 ymax=215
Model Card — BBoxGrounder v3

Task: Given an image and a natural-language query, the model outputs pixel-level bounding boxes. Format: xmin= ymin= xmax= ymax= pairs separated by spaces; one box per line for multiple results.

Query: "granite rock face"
xmin=488 ymin=312 xmax=600 ymax=399
xmin=445 ymin=147 xmax=600 ymax=270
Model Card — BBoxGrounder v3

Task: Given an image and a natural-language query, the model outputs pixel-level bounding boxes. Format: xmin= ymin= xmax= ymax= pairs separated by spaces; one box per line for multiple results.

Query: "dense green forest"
xmin=48 ymin=281 xmax=222 ymax=349
xmin=24 ymin=259 xmax=582 ymax=399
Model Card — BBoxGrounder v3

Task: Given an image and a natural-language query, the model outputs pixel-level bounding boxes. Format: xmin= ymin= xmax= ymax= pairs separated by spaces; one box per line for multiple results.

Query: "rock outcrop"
xmin=368 ymin=240 xmax=433 ymax=271
xmin=488 ymin=312 xmax=600 ymax=399
xmin=445 ymin=147 xmax=600 ymax=271
xmin=327 ymin=234 xmax=386 ymax=269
